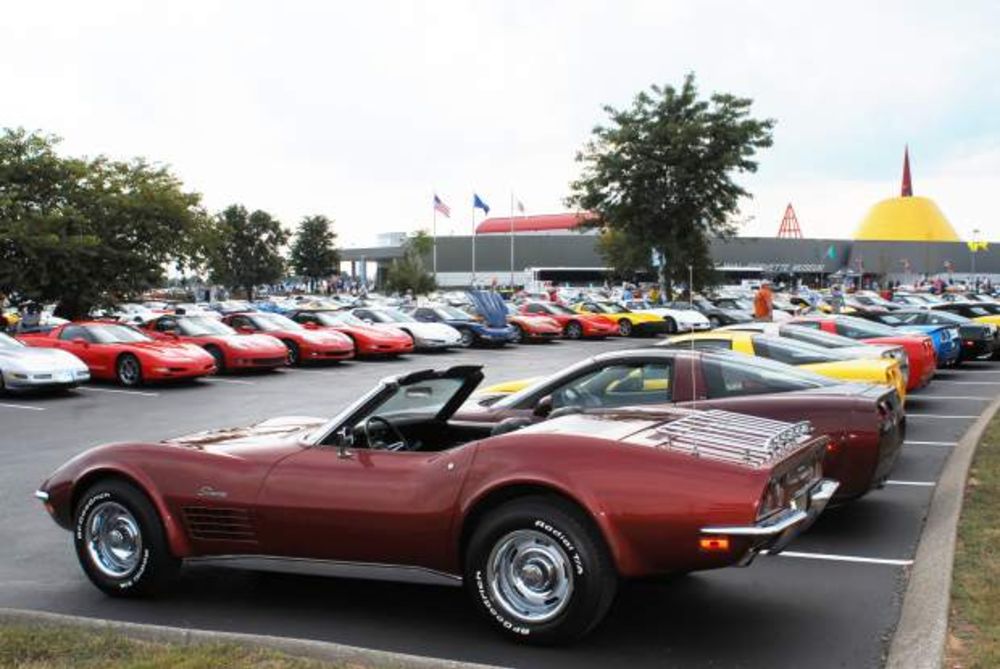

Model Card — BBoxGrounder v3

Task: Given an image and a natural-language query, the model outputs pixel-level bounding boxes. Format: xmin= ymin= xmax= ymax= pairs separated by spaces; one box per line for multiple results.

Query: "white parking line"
xmin=933 ymin=381 xmax=1000 ymax=385
xmin=0 ymin=403 xmax=45 ymax=411
xmin=907 ymin=395 xmax=991 ymax=401
xmin=78 ymin=387 xmax=159 ymax=398
xmin=765 ymin=550 xmax=913 ymax=566
xmin=905 ymin=413 xmax=979 ymax=419
xmin=904 ymin=440 xmax=957 ymax=446
xmin=202 ymin=378 xmax=256 ymax=385
xmin=885 ymin=480 xmax=936 ymax=487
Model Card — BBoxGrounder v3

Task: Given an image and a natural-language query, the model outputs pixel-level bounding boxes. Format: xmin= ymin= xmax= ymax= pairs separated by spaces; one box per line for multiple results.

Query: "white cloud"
xmin=1 ymin=0 xmax=997 ymax=245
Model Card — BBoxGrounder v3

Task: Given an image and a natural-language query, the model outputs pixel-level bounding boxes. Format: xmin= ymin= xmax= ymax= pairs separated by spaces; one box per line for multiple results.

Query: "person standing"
xmin=753 ymin=281 xmax=774 ymax=322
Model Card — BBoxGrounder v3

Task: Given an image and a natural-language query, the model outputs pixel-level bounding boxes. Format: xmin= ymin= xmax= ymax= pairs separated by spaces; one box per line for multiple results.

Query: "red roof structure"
xmin=475 ymin=212 xmax=596 ymax=234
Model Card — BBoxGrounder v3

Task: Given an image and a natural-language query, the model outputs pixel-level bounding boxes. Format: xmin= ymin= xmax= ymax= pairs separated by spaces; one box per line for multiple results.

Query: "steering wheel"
xmin=554 ymin=386 xmax=603 ymax=409
xmin=363 ymin=416 xmax=409 ymax=451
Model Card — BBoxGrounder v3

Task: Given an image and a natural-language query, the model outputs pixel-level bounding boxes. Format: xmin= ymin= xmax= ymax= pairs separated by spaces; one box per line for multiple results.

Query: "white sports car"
xmin=351 ymin=307 xmax=463 ymax=350
xmin=624 ymin=300 xmax=712 ymax=332
xmin=0 ymin=333 xmax=90 ymax=392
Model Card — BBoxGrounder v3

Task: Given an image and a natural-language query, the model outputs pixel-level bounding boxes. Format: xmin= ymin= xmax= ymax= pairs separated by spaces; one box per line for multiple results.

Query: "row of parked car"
xmin=35 ymin=289 xmax=1000 ymax=644
xmin=3 ymin=287 xmax=998 ymax=394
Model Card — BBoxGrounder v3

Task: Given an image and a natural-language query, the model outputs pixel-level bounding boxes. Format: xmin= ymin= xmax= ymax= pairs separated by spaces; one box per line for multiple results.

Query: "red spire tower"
xmin=901 ymin=145 xmax=913 ymax=197
xmin=776 ymin=203 xmax=803 ymax=238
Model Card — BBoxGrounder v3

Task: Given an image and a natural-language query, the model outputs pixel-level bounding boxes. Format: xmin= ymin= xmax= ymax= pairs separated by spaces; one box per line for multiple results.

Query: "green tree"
xmin=0 ymin=128 xmax=209 ymax=319
xmin=290 ymin=215 xmax=339 ymax=291
xmin=568 ymin=74 xmax=774 ymax=296
xmin=385 ymin=230 xmax=436 ymax=295
xmin=595 ymin=228 xmax=653 ymax=280
xmin=206 ymin=205 xmax=288 ymax=301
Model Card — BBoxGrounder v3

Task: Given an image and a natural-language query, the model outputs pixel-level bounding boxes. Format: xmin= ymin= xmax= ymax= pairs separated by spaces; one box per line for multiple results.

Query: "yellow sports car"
xmin=661 ymin=331 xmax=906 ymax=400
xmin=570 ymin=301 xmax=667 ymax=337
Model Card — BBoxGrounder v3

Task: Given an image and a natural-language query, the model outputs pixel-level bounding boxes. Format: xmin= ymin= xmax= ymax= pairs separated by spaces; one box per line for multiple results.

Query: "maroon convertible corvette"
xmin=36 ymin=366 xmax=836 ymax=644
xmin=457 ymin=349 xmax=905 ymax=502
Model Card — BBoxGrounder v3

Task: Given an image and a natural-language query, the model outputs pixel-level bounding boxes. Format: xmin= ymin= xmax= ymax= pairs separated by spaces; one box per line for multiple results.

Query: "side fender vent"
xmin=183 ymin=506 xmax=257 ymax=542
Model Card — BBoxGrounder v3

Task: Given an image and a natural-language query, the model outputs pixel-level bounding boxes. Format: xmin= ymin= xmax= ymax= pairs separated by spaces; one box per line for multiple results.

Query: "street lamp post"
xmin=971 ymin=228 xmax=980 ymax=285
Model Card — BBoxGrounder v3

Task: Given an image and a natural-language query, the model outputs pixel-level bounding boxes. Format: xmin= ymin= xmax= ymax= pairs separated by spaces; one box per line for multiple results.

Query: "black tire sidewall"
xmin=205 ymin=345 xmax=225 ymax=372
xmin=283 ymin=340 xmax=300 ymax=365
xmin=73 ymin=480 xmax=177 ymax=597
xmin=464 ymin=497 xmax=617 ymax=644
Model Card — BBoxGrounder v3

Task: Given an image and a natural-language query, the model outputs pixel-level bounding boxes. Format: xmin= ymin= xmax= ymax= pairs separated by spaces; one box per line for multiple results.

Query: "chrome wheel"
xmin=618 ymin=319 xmax=632 ymax=337
xmin=511 ymin=325 xmax=524 ymax=344
xmin=565 ymin=322 xmax=582 ymax=340
xmin=117 ymin=356 xmax=141 ymax=386
xmin=459 ymin=329 xmax=474 ymax=348
xmin=85 ymin=501 xmax=143 ymax=579
xmin=487 ymin=529 xmax=574 ymax=624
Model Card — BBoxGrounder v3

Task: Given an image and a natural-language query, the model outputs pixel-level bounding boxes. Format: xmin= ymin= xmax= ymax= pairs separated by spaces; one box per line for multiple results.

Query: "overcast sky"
xmin=4 ymin=1 xmax=999 ymax=245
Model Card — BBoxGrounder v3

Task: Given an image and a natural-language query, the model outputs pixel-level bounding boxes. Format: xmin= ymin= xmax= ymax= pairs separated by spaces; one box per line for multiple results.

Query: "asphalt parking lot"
xmin=1 ymin=338 xmax=996 ymax=668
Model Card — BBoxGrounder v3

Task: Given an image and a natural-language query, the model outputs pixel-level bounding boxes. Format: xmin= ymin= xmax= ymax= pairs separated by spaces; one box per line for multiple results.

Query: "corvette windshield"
xmin=316 ymin=311 xmax=365 ymax=327
xmin=835 ymin=316 xmax=900 ymax=337
xmin=379 ymin=309 xmax=417 ymax=323
xmin=751 ymin=335 xmax=846 ymax=365
xmin=435 ymin=306 xmax=473 ymax=321
xmin=179 ymin=317 xmax=236 ymax=336
xmin=921 ymin=311 xmax=968 ymax=325
xmin=0 ymin=333 xmax=24 ymax=349
xmin=778 ymin=325 xmax=857 ymax=349
xmin=543 ymin=304 xmax=576 ymax=316
xmin=87 ymin=324 xmax=152 ymax=344
xmin=593 ymin=302 xmax=630 ymax=314
xmin=251 ymin=313 xmax=303 ymax=331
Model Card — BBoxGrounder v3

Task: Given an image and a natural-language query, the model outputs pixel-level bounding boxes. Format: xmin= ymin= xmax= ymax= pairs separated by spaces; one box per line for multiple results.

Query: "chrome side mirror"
xmin=336 ymin=427 xmax=354 ymax=459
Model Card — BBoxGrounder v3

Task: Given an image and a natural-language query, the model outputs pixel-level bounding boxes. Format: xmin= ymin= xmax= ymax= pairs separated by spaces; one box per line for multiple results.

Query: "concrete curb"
xmin=884 ymin=393 xmax=1000 ymax=669
xmin=0 ymin=607 xmax=500 ymax=669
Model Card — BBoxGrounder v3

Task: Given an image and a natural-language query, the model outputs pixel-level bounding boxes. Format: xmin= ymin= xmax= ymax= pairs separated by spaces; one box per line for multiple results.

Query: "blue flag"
xmin=473 ymin=193 xmax=490 ymax=215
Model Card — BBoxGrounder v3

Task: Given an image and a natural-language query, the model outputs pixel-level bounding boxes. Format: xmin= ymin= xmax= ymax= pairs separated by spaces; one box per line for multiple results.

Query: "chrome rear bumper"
xmin=701 ymin=478 xmax=839 ymax=562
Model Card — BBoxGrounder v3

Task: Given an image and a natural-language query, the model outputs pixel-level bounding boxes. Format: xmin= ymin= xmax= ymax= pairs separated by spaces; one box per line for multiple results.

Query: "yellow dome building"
xmin=853 ymin=147 xmax=960 ymax=242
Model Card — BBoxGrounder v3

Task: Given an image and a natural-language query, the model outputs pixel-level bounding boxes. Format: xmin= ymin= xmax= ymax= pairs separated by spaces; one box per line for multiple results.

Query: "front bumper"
xmin=2 ymin=369 xmax=90 ymax=390
xmin=303 ymin=345 xmax=355 ymax=361
xmin=678 ymin=321 xmax=712 ymax=332
xmin=701 ymin=478 xmax=839 ymax=561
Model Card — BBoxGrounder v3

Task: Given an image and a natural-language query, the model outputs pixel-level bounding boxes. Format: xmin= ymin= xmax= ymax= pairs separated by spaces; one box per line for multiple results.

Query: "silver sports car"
xmin=0 ymin=333 xmax=90 ymax=392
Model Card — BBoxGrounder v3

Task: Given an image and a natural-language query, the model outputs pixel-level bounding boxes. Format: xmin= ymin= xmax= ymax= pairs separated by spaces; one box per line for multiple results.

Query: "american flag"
xmin=433 ymin=194 xmax=451 ymax=218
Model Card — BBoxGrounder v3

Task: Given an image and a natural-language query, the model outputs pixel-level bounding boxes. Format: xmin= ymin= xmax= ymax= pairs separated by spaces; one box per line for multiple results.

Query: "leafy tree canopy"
xmin=290 ymin=215 xmax=339 ymax=289
xmin=385 ymin=230 xmax=436 ymax=295
xmin=0 ymin=128 xmax=209 ymax=318
xmin=568 ymin=73 xmax=774 ymax=295
xmin=205 ymin=204 xmax=288 ymax=301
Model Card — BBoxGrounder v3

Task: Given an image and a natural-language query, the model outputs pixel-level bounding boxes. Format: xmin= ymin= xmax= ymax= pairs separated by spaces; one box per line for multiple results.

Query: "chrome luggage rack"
xmin=650 ymin=409 xmax=813 ymax=468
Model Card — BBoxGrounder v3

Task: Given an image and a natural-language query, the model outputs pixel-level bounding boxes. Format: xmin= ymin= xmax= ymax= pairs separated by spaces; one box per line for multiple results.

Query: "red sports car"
xmin=457 ymin=348 xmax=904 ymax=502
xmin=35 ymin=366 xmax=835 ymax=644
xmin=287 ymin=309 xmax=413 ymax=357
xmin=504 ymin=304 xmax=562 ymax=343
xmin=143 ymin=315 xmax=289 ymax=372
xmin=220 ymin=312 xmax=354 ymax=365
xmin=519 ymin=302 xmax=618 ymax=339
xmin=18 ymin=322 xmax=216 ymax=386
xmin=790 ymin=315 xmax=937 ymax=391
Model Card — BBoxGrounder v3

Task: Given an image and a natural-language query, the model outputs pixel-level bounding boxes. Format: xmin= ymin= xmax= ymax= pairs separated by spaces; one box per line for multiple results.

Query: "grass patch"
xmin=948 ymin=412 xmax=1000 ymax=668
xmin=0 ymin=622 xmax=368 ymax=669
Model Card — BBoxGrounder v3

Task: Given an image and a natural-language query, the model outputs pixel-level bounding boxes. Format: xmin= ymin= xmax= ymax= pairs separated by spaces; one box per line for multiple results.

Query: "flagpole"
xmin=509 ymin=191 xmax=515 ymax=289
xmin=471 ymin=199 xmax=477 ymax=288
xmin=432 ymin=203 xmax=438 ymax=283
